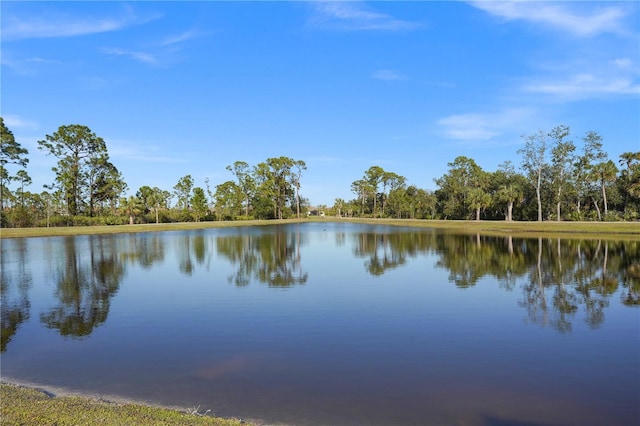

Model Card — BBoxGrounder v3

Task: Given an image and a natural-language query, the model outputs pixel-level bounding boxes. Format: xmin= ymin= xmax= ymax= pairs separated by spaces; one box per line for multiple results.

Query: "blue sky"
xmin=2 ymin=1 xmax=639 ymax=206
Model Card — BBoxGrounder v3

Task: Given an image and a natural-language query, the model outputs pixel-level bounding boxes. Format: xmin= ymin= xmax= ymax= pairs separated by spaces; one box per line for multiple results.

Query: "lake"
xmin=1 ymin=222 xmax=639 ymax=425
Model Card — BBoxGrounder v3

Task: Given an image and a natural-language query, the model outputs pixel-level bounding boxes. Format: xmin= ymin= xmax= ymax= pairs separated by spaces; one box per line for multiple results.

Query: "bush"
xmin=623 ymin=209 xmax=639 ymax=221
xmin=604 ymin=211 xmax=623 ymax=222
xmin=33 ymin=215 xmax=128 ymax=227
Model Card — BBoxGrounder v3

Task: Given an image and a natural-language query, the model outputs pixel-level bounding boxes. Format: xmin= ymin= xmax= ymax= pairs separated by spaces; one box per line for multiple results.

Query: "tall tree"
xmin=137 ymin=185 xmax=168 ymax=223
xmin=548 ymin=125 xmax=575 ymax=221
xmin=492 ymin=161 xmax=525 ymax=222
xmin=190 ymin=187 xmax=209 ymax=222
xmin=364 ymin=166 xmax=385 ymax=218
xmin=618 ymin=152 xmax=640 ymax=217
xmin=574 ymin=131 xmax=606 ymax=217
xmin=87 ymin=157 xmax=126 ymax=216
xmin=15 ymin=170 xmax=31 ymax=208
xmin=385 ymin=173 xmax=407 ymax=218
xmin=291 ymin=160 xmax=307 ymax=218
xmin=254 ymin=157 xmax=296 ymax=219
xmin=136 ymin=185 xmax=156 ymax=216
xmin=592 ymin=159 xmax=618 ymax=220
xmin=434 ymin=156 xmax=485 ymax=220
xmin=0 ymin=117 xmax=29 ymax=210
xmin=214 ymin=180 xmax=242 ymax=220
xmin=226 ymin=161 xmax=256 ymax=217
xmin=519 ymin=130 xmax=548 ymax=221
xmin=351 ymin=179 xmax=370 ymax=216
xmin=173 ymin=174 xmax=194 ymax=211
xmin=333 ymin=198 xmax=345 ymax=217
xmin=37 ymin=125 xmax=109 ymax=216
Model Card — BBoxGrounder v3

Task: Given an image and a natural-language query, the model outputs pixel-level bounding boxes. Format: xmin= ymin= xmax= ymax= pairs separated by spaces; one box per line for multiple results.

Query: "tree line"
xmin=337 ymin=125 xmax=639 ymax=222
xmin=1 ymin=118 xmax=638 ymax=227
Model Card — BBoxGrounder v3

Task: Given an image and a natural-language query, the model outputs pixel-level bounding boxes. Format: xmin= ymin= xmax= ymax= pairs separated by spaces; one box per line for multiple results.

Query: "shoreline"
xmin=0 ymin=378 xmax=260 ymax=425
xmin=1 ymin=376 xmax=183 ymax=410
xmin=1 ymin=217 xmax=639 ymax=240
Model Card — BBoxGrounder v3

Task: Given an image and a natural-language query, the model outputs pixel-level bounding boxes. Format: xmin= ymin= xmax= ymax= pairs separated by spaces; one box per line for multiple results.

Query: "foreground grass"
xmin=1 ymin=217 xmax=639 ymax=240
xmin=0 ymin=383 xmax=248 ymax=426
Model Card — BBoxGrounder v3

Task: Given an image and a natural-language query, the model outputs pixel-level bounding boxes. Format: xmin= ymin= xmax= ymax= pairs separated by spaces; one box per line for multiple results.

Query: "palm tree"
xmin=121 ymin=195 xmax=143 ymax=225
xmin=593 ymin=160 xmax=618 ymax=219
xmin=496 ymin=184 xmax=523 ymax=221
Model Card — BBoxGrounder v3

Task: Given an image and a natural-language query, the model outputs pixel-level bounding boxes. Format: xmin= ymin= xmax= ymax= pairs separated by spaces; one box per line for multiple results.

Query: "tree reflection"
xmin=350 ymin=229 xmax=637 ymax=332
xmin=40 ymin=236 xmax=124 ymax=338
xmin=353 ymin=231 xmax=434 ymax=276
xmin=432 ymin=233 xmax=533 ymax=290
xmin=621 ymin=258 xmax=640 ymax=307
xmin=171 ymin=233 xmax=212 ymax=276
xmin=121 ymin=233 xmax=166 ymax=269
xmin=217 ymin=230 xmax=308 ymax=287
xmin=1 ymin=239 xmax=32 ymax=352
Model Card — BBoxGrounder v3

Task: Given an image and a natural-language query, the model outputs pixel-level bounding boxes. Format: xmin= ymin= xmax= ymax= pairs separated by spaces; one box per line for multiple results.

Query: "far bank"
xmin=1 ymin=218 xmax=639 ymax=240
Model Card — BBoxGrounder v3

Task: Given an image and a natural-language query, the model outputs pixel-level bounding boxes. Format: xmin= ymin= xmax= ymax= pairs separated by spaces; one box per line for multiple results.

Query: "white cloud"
xmin=371 ymin=69 xmax=406 ymax=81
xmin=308 ymin=1 xmax=422 ymax=31
xmin=437 ymin=108 xmax=535 ymax=142
xmin=469 ymin=1 xmax=629 ymax=37
xmin=2 ymin=6 xmax=155 ymax=41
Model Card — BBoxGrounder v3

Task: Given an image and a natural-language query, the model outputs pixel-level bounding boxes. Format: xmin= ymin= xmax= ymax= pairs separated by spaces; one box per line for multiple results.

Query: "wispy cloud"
xmin=2 ymin=6 xmax=155 ymax=41
xmin=161 ymin=29 xmax=199 ymax=46
xmin=103 ymin=28 xmax=200 ymax=65
xmin=524 ymin=73 xmax=640 ymax=99
xmin=102 ymin=47 xmax=158 ymax=65
xmin=108 ymin=141 xmax=189 ymax=164
xmin=1 ymin=55 xmax=60 ymax=74
xmin=308 ymin=1 xmax=422 ymax=31
xmin=468 ymin=1 xmax=630 ymax=37
xmin=3 ymin=114 xmax=39 ymax=130
xmin=437 ymin=108 xmax=535 ymax=142
xmin=613 ymin=58 xmax=633 ymax=69
xmin=521 ymin=58 xmax=640 ymax=101
xmin=371 ymin=69 xmax=406 ymax=81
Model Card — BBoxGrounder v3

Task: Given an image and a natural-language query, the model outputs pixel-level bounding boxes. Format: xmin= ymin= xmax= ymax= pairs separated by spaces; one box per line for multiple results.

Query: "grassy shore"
xmin=0 ymin=383 xmax=249 ymax=426
xmin=1 ymin=217 xmax=639 ymax=240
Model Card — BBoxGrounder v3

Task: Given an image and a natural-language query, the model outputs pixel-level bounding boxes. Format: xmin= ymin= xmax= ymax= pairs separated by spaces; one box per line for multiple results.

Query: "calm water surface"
xmin=2 ymin=223 xmax=639 ymax=425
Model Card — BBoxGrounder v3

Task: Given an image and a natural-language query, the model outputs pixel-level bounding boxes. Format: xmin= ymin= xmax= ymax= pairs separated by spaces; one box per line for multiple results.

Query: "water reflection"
xmin=40 ymin=236 xmax=124 ymax=338
xmin=217 ymin=230 xmax=308 ymax=287
xmin=1 ymin=226 xmax=638 ymax=350
xmin=1 ymin=239 xmax=32 ymax=352
xmin=352 ymin=232 xmax=415 ymax=275
xmin=349 ymin=229 xmax=638 ymax=332
xmin=519 ymin=238 xmax=640 ymax=332
xmin=121 ymin=233 xmax=165 ymax=269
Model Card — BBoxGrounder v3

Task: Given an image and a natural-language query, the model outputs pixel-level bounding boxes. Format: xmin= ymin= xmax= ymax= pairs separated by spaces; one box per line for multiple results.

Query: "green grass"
xmin=0 ymin=219 xmax=297 ymax=239
xmin=334 ymin=217 xmax=640 ymax=240
xmin=0 ymin=383 xmax=248 ymax=426
xmin=1 ymin=217 xmax=638 ymax=240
